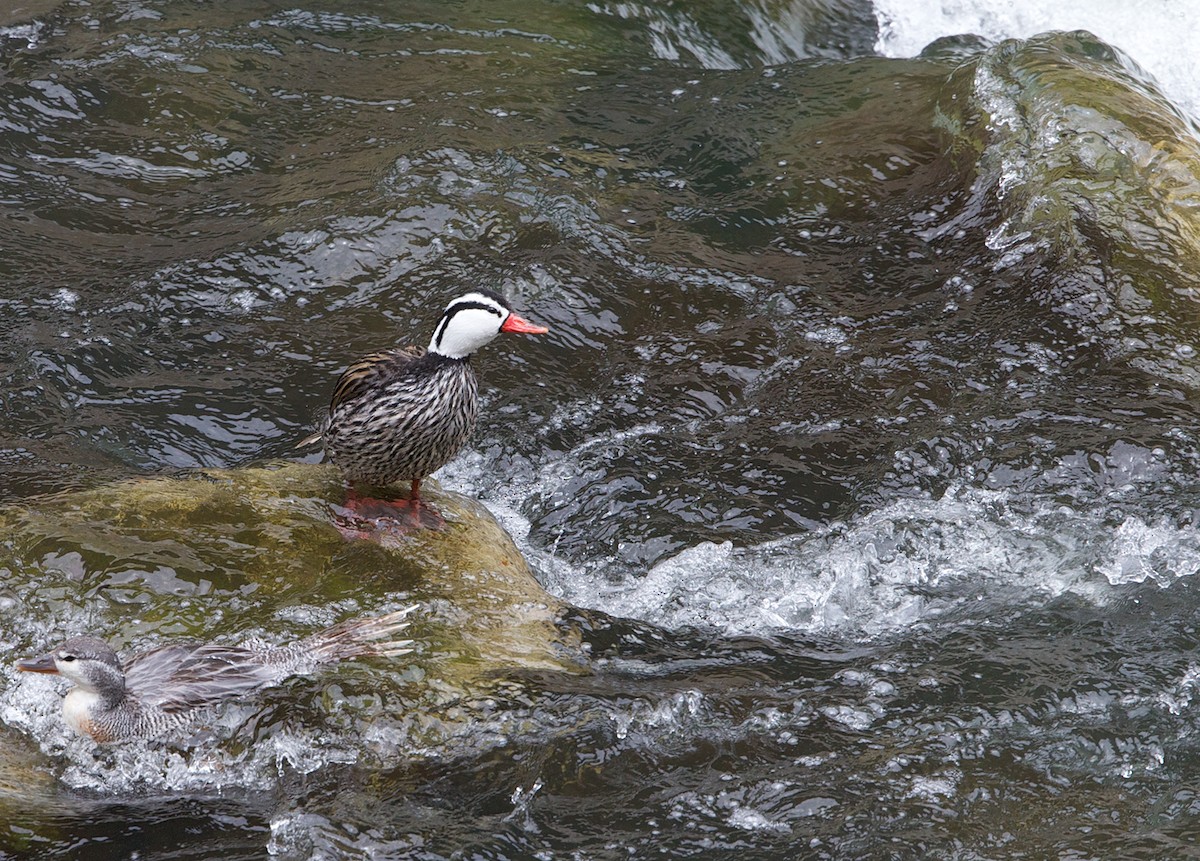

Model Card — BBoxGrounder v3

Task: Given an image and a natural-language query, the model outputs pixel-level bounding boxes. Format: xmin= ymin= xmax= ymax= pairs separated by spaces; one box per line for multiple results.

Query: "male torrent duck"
xmin=299 ymin=289 xmax=548 ymax=527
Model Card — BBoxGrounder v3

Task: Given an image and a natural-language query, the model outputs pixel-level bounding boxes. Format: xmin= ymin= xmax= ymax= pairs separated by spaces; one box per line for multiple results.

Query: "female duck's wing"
xmin=329 ymin=346 xmax=425 ymax=412
xmin=124 ymin=643 xmax=282 ymax=714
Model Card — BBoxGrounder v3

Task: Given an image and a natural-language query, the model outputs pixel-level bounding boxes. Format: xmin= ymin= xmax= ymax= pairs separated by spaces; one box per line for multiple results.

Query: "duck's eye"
xmin=59 ymin=655 xmax=76 ymax=663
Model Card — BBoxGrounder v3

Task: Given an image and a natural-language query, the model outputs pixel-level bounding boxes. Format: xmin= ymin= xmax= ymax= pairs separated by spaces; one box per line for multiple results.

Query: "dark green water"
xmin=6 ymin=1 xmax=1200 ymax=858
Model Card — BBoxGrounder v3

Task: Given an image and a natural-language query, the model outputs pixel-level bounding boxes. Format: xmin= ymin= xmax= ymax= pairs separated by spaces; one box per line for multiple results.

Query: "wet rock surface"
xmin=0 ymin=463 xmax=583 ymax=804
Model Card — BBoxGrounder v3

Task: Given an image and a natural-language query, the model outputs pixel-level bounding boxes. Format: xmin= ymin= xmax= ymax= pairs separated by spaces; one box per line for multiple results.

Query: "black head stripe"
xmin=445 ymin=299 xmax=506 ymax=319
xmin=433 ymin=316 xmax=449 ymax=350
xmin=434 ymin=299 xmax=507 ymax=349
xmin=475 ymin=287 xmax=508 ymax=306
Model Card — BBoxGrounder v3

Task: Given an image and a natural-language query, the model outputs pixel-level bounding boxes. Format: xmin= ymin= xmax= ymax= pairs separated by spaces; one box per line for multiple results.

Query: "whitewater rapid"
xmin=874 ymin=0 xmax=1200 ymax=122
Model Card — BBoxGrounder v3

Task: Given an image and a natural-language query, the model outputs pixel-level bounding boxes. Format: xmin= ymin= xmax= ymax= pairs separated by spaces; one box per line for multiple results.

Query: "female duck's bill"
xmin=16 ymin=653 xmax=58 ymax=673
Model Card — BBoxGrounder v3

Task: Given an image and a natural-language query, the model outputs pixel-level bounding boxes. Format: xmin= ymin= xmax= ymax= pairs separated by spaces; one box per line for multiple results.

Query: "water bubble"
xmin=728 ymin=806 xmax=791 ymax=833
xmin=804 ymin=326 xmax=847 ymax=345
xmin=230 ymin=289 xmax=257 ymax=311
xmin=53 ymin=288 xmax=79 ymax=310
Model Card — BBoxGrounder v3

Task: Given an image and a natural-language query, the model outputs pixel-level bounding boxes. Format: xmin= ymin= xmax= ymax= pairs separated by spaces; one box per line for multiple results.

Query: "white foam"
xmin=53 ymin=288 xmax=79 ymax=310
xmin=1094 ymin=515 xmax=1200 ymax=587
xmin=905 ymin=770 xmax=961 ymax=802
xmin=873 ymin=0 xmax=1200 ymax=121
xmin=535 ymin=484 xmax=1107 ymax=636
xmin=445 ymin=430 xmax=1200 ymax=637
xmin=727 ymin=805 xmax=792 ymax=833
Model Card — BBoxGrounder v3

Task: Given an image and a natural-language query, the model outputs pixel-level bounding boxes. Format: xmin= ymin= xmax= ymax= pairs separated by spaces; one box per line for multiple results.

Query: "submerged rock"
xmin=0 ymin=462 xmax=583 ymax=769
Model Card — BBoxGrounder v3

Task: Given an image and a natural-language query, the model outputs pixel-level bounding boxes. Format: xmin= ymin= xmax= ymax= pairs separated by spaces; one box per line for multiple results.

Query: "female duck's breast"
xmin=63 ymin=688 xmax=106 ymax=741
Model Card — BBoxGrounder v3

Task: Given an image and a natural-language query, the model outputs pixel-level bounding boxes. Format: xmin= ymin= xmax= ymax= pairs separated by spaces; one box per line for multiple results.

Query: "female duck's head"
xmin=18 ymin=635 xmax=126 ymax=698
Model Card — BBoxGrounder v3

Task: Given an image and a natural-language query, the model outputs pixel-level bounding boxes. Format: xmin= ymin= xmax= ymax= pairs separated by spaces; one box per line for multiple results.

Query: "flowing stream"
xmin=5 ymin=0 xmax=1200 ymax=858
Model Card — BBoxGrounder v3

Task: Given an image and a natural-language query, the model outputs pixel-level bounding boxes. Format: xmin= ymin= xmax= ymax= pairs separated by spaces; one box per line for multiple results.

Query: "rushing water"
xmin=5 ymin=0 xmax=1200 ymax=858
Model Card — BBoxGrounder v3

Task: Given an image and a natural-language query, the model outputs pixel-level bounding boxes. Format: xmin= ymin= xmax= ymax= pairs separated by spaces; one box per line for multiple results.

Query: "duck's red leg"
xmin=336 ymin=480 xmax=444 ymax=536
xmin=407 ymin=478 xmax=446 ymax=530
xmin=341 ymin=485 xmax=396 ymax=519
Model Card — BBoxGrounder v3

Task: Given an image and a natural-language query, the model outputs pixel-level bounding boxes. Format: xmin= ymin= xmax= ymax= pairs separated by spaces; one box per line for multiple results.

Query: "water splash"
xmin=874 ymin=0 xmax=1200 ymax=122
xmin=267 ymin=810 xmax=420 ymax=859
xmin=0 ymin=600 xmax=425 ymax=794
xmin=445 ymin=434 xmax=1200 ymax=638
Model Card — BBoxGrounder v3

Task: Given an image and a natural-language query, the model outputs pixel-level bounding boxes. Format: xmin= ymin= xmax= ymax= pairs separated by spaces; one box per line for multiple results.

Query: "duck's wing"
xmin=124 ymin=643 xmax=282 ymax=713
xmin=329 ymin=346 xmax=426 ymax=413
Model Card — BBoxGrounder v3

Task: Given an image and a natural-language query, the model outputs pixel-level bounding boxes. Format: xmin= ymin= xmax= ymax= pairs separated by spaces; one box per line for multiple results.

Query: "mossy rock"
xmin=1 ymin=462 xmax=583 ymax=700
xmin=0 ymin=464 xmax=593 ymax=809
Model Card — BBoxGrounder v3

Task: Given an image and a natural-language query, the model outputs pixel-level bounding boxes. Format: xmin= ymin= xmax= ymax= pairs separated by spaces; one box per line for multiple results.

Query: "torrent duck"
xmin=300 ymin=289 xmax=548 ymax=526
xmin=17 ymin=607 xmax=416 ymax=743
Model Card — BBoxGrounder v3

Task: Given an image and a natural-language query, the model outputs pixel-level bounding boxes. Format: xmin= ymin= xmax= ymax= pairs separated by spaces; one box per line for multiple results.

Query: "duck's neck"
xmin=421 ymin=349 xmax=471 ymax=368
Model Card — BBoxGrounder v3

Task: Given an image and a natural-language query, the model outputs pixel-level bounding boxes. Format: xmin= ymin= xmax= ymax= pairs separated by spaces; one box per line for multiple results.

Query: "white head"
xmin=427 ymin=289 xmax=548 ymax=360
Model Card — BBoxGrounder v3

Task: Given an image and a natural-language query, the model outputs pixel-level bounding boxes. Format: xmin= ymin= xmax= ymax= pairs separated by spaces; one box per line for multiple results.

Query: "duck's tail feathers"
xmin=295 ymin=431 xmax=323 ymax=449
xmin=309 ymin=605 xmax=419 ymax=663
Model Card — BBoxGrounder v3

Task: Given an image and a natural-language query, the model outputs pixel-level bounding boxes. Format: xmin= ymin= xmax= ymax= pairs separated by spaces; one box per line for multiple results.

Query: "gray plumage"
xmin=17 ymin=607 xmax=417 ymax=743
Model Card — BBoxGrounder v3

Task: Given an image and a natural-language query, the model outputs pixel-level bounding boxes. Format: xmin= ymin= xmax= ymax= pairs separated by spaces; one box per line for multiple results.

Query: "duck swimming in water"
xmin=16 ymin=607 xmax=417 ymax=743
xmin=299 ymin=289 xmax=548 ymax=527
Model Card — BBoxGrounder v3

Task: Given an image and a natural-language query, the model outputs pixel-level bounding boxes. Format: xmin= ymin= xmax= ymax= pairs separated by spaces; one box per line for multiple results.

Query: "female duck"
xmin=17 ymin=607 xmax=416 ymax=743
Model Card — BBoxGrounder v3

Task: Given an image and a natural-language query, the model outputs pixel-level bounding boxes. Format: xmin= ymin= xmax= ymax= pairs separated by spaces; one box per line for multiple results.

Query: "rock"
xmin=0 ymin=462 xmax=584 ymax=745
